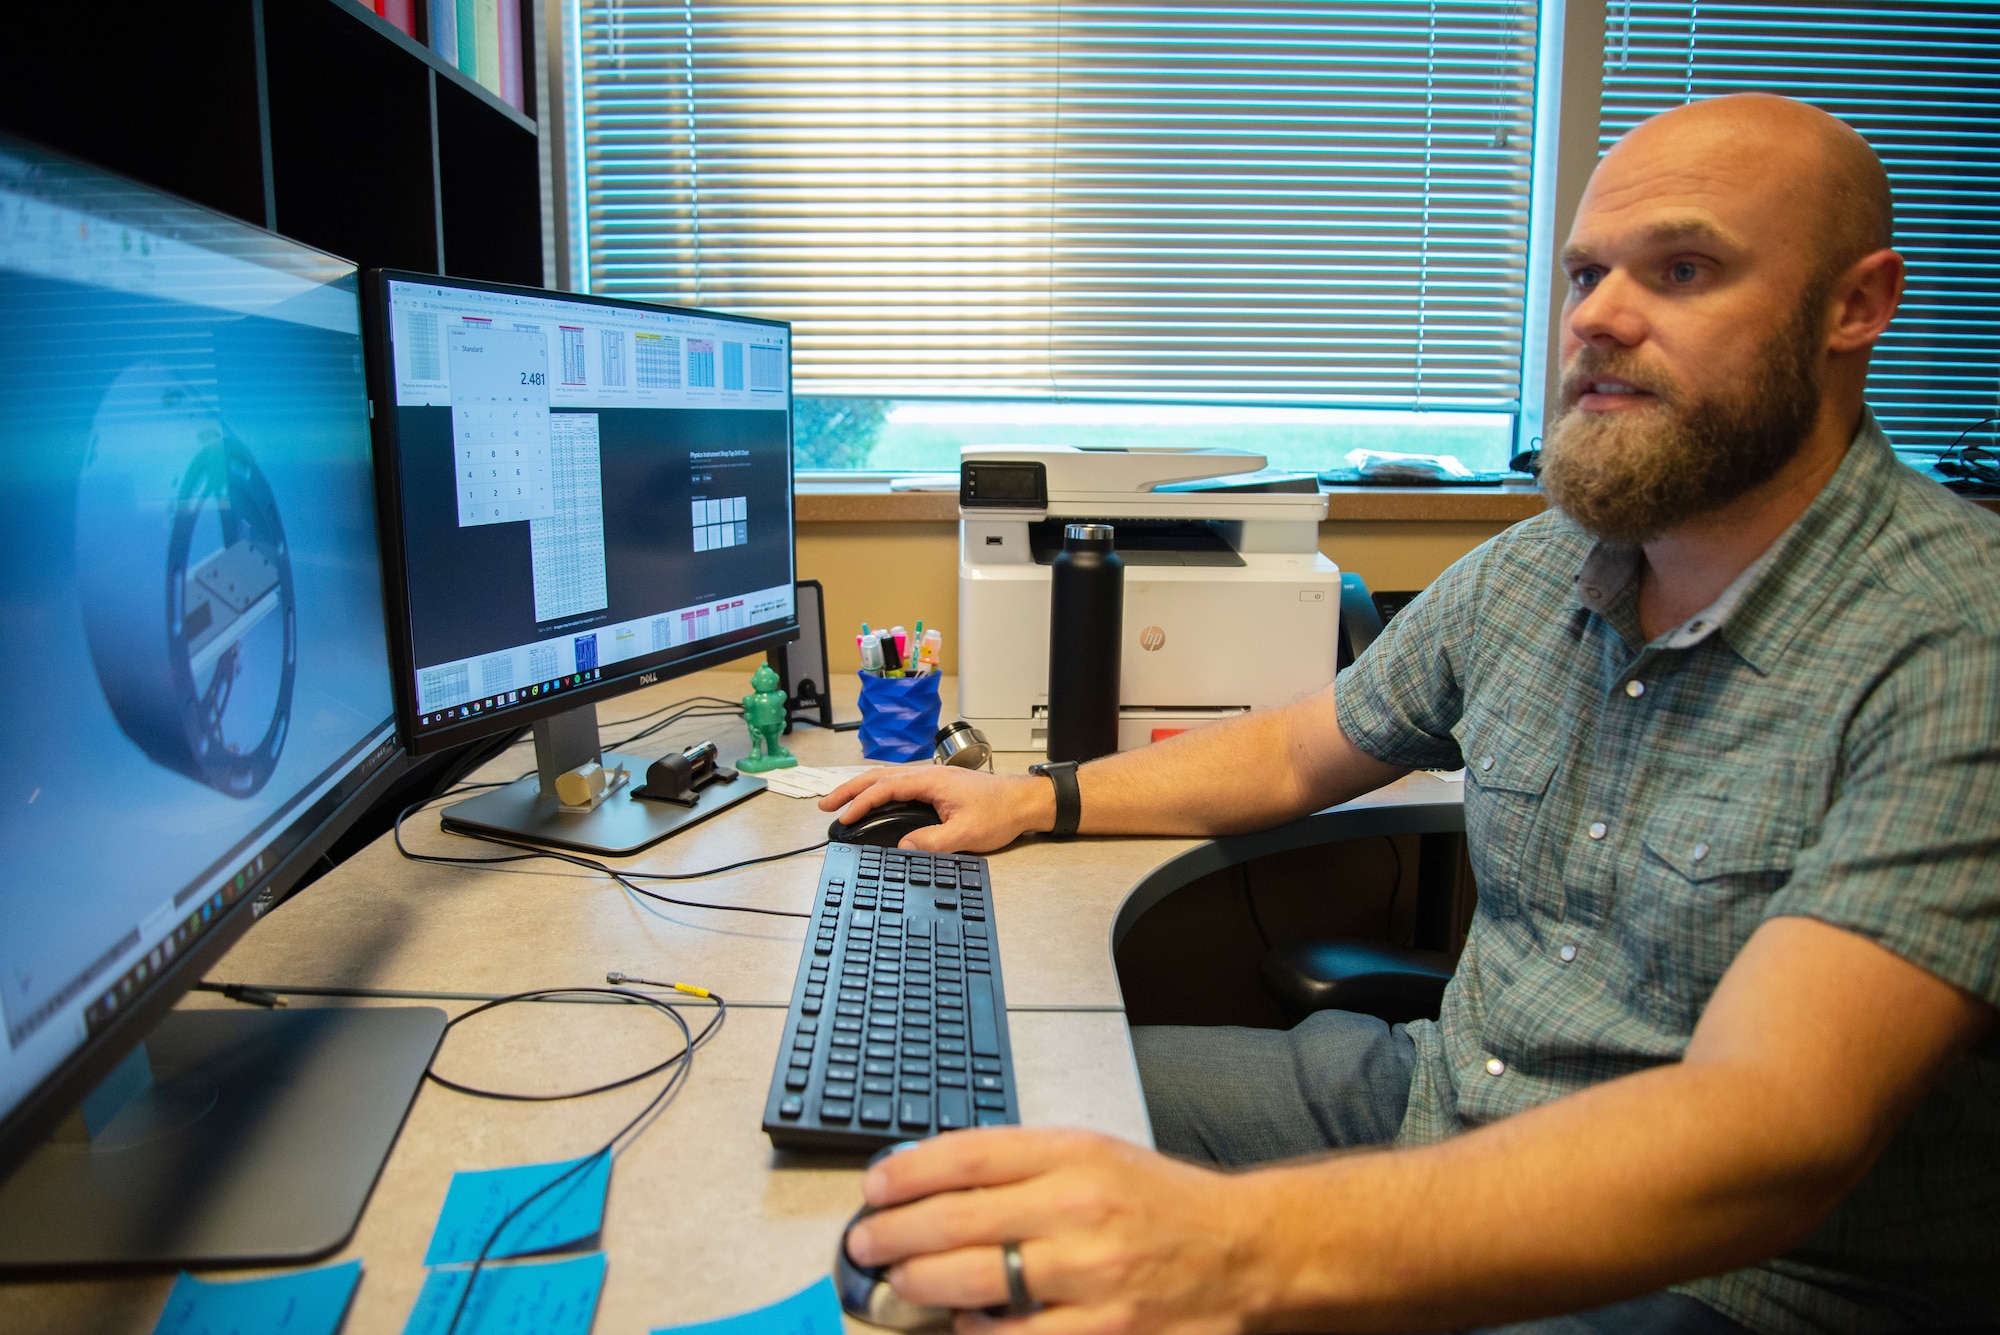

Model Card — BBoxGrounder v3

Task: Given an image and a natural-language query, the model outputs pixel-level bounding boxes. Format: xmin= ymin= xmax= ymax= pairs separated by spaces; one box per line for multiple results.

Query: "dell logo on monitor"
xmin=639 ymin=672 xmax=659 ymax=686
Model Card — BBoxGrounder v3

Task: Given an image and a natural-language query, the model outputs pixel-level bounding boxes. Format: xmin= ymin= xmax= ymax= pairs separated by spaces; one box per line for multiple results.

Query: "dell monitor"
xmin=366 ymin=272 xmax=799 ymax=855
xmin=0 ymin=133 xmax=442 ymax=1267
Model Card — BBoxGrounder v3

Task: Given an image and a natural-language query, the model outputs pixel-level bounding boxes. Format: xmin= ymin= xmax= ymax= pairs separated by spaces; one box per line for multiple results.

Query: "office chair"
xmin=1264 ymin=573 xmax=1456 ymax=1024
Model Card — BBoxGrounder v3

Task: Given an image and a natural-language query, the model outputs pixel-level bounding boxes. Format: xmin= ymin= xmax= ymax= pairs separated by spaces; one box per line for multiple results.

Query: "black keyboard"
xmin=762 ymin=844 xmax=1018 ymax=1151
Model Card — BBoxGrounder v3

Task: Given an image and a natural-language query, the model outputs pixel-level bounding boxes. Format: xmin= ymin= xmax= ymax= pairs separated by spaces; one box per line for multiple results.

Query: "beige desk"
xmin=9 ymin=672 xmax=1462 ymax=1333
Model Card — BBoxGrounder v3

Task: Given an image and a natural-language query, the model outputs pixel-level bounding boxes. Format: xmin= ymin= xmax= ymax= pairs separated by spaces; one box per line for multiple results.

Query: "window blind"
xmin=572 ymin=1 xmax=1540 ymax=408
xmin=1599 ymin=0 xmax=2000 ymax=464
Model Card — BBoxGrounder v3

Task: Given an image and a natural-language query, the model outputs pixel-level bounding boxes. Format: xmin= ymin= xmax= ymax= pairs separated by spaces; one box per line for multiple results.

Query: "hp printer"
xmin=957 ymin=446 xmax=1341 ymax=753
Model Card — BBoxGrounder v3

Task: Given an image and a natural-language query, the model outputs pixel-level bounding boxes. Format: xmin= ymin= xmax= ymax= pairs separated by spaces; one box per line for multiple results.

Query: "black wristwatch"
xmin=1028 ymin=760 xmax=1081 ymax=839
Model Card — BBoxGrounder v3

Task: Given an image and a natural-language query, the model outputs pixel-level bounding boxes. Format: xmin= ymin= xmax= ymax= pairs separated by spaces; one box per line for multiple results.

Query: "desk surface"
xmin=9 ymin=672 xmax=1462 ymax=1333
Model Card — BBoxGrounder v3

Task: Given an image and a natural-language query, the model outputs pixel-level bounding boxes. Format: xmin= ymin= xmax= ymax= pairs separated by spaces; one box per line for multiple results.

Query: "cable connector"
xmin=213 ymin=983 xmax=287 ymax=1008
xmin=605 ymin=971 xmax=712 ymax=999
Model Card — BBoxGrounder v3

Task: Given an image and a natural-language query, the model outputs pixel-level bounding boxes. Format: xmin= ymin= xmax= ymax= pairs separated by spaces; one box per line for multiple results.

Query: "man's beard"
xmin=1539 ymin=297 xmax=1827 ymax=545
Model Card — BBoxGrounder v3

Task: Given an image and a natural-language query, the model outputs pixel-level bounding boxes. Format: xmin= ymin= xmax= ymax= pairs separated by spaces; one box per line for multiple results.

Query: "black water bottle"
xmin=1046 ymin=523 xmax=1123 ymax=762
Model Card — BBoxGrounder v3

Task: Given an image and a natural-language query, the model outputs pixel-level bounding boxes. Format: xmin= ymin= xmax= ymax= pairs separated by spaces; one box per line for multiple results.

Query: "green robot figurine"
xmin=737 ymin=661 xmax=798 ymax=773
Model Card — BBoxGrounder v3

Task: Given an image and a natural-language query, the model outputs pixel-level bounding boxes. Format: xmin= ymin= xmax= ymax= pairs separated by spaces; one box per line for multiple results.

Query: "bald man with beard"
xmin=821 ymin=95 xmax=2000 ymax=1334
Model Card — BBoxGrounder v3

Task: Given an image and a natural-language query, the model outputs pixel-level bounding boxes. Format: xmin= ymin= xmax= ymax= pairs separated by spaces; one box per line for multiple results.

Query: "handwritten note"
xmin=151 ymin=1260 xmax=362 ymax=1335
xmin=649 ymin=1276 xmax=845 ymax=1335
xmin=423 ymin=1154 xmax=611 ymax=1265
xmin=402 ymin=1252 xmax=606 ymax=1335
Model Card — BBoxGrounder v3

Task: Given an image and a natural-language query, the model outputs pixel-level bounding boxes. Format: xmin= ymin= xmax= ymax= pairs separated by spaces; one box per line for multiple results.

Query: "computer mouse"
xmin=834 ymin=1143 xmax=953 ymax=1329
xmin=828 ymin=799 xmax=943 ymax=847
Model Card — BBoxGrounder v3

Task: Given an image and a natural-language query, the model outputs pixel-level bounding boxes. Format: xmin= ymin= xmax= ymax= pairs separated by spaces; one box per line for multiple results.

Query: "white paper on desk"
xmin=760 ymin=765 xmax=875 ymax=799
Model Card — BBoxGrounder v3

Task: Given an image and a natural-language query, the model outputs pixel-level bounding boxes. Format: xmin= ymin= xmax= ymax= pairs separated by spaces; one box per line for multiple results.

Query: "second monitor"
xmin=366 ymin=273 xmax=799 ymax=854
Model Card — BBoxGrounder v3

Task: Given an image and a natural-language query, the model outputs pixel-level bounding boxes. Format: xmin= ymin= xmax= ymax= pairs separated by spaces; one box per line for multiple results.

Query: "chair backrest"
xmin=1337 ymin=572 xmax=1385 ymax=669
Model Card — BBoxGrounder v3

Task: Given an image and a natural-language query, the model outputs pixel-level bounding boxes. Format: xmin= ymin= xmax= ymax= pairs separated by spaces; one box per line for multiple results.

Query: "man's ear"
xmin=1826 ymin=248 xmax=1904 ymax=355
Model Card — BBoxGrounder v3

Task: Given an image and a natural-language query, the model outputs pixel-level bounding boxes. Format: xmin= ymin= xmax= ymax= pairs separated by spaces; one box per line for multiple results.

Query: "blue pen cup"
xmin=857 ymin=672 xmax=942 ymax=762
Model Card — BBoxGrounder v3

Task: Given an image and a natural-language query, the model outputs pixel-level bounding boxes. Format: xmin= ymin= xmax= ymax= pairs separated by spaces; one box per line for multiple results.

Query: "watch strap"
xmin=1030 ymin=760 xmax=1081 ymax=839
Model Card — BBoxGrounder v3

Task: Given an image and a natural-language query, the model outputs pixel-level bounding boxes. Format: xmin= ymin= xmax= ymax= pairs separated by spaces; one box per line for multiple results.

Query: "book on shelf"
xmin=364 ymin=0 xmax=417 ymax=38
xmin=427 ymin=0 xmax=526 ymax=114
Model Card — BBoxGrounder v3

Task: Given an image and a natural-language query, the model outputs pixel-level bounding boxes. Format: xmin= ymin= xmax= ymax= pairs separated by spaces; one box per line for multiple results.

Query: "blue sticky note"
xmin=649 ymin=1276 xmax=845 ymax=1335
xmin=402 ymin=1252 xmax=606 ymax=1335
xmin=424 ymin=1154 xmax=611 ymax=1265
xmin=151 ymin=1259 xmax=362 ymax=1335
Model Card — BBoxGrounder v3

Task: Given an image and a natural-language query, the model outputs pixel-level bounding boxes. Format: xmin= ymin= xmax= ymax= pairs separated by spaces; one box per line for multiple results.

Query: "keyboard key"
xmin=974 ymin=1073 xmax=1004 ymax=1092
xmin=780 ymin=1095 xmax=803 ymax=1118
xmin=801 ymin=998 xmax=821 ymax=1016
xmin=903 ymin=1059 xmax=932 ymax=1075
xmin=939 ymin=1071 xmax=967 ymax=1088
xmin=824 ymin=1082 xmax=855 ymax=1099
xmin=974 ymin=1091 xmax=1006 ymax=1111
xmin=969 ymin=979 xmax=1001 ymax=1057
xmin=938 ymin=1090 xmax=970 ymax=1129
xmin=899 ymin=1095 xmax=931 ymax=1129
xmin=936 ymin=921 xmax=961 ymax=947
xmin=834 ymin=1018 xmax=862 ymax=1032
xmin=866 ymin=1044 xmax=896 ymax=1059
xmin=864 ymin=1077 xmax=894 ymax=1095
xmin=977 ymin=1109 xmax=1009 ymax=1127
xmin=789 ymin=1051 xmax=811 ymax=1068
xmin=837 ymin=1002 xmax=864 ymax=1018
xmin=974 ymin=1057 xmax=1003 ymax=1074
xmin=832 ymin=1034 xmax=860 ymax=1049
xmin=785 ymin=1069 xmax=809 ymax=1090
xmin=864 ymin=1058 xmax=896 ymax=1077
xmin=860 ymin=1096 xmax=894 ymax=1126
xmin=820 ymin=1099 xmax=854 ymax=1122
xmin=901 ymin=1075 xmax=932 ymax=1093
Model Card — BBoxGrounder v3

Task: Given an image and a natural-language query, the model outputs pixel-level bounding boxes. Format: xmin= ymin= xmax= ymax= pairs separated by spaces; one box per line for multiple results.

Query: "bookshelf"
xmin=0 ymin=0 xmax=550 ymax=287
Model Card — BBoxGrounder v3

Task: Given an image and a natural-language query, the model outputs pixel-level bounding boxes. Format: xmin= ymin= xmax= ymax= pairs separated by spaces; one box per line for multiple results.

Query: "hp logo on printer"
xmin=1139 ymin=625 xmax=1166 ymax=652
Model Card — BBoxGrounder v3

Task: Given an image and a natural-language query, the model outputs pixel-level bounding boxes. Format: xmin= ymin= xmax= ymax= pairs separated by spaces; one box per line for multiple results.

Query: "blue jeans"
xmin=1130 ymin=1013 xmax=1750 ymax=1335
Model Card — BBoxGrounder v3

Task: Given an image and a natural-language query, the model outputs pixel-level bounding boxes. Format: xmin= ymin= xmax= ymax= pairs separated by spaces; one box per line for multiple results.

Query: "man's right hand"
xmin=819 ymin=765 xmax=1054 ymax=853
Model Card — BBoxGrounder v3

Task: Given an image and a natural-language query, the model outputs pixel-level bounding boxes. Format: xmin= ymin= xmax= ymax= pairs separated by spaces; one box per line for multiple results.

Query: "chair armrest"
xmin=1260 ymin=939 xmax=1453 ymax=1024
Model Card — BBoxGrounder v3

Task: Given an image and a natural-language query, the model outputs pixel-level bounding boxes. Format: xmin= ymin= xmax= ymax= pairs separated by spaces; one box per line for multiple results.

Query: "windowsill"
xmin=793 ymin=478 xmax=1550 ymax=524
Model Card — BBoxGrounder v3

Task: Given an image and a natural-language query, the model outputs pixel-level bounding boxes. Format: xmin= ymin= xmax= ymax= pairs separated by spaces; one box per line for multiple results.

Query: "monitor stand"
xmin=438 ymin=703 xmax=765 ymax=857
xmin=0 ymin=1005 xmax=444 ymax=1269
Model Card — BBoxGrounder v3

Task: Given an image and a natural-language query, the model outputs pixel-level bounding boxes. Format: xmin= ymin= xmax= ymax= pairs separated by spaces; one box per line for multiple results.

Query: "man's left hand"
xmin=846 ymin=1127 xmax=1273 ymax=1334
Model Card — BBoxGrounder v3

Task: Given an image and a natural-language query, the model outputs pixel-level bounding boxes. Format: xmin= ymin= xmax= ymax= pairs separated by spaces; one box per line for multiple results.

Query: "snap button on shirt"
xmin=1625 ymin=679 xmax=1646 ymax=698
xmin=1559 ymin=945 xmax=1577 ymax=963
xmin=1485 ymin=1058 xmax=1506 ymax=1076
xmin=1587 ymin=821 xmax=1607 ymax=840
xmin=1693 ymin=842 xmax=1710 ymax=863
xmin=1479 ymin=755 xmax=1495 ymax=771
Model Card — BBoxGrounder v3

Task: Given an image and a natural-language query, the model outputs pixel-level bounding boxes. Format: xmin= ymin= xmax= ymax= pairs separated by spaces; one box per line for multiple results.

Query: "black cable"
xmin=1936 ymin=413 xmax=2000 ymax=493
xmin=391 ymin=792 xmax=819 ymax=919
xmin=424 ymin=984 xmax=725 ymax=1335
xmin=1242 ymin=864 xmax=1272 ymax=949
xmin=427 ymin=985 xmax=724 ymax=1101
xmin=602 ymin=706 xmax=743 ymax=753
xmin=1382 ymin=835 xmax=1406 ymax=941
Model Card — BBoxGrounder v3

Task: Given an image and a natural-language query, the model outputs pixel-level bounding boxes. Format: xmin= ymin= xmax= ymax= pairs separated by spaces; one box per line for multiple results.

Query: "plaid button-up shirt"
xmin=1337 ymin=414 xmax=2000 ymax=1333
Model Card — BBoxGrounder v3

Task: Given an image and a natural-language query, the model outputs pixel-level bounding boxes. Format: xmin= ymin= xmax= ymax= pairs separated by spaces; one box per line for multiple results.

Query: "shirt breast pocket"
xmin=1628 ymin=786 xmax=1806 ymax=1030
xmin=1461 ymin=717 xmax=1562 ymax=920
